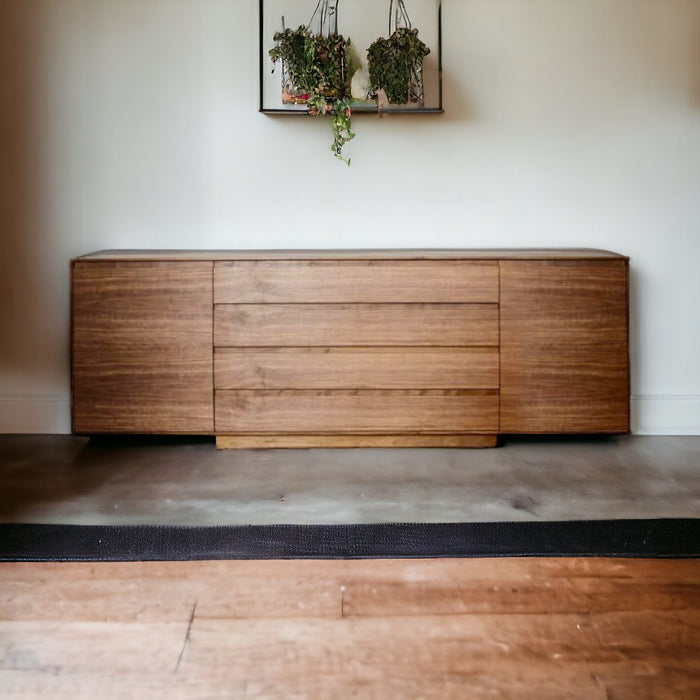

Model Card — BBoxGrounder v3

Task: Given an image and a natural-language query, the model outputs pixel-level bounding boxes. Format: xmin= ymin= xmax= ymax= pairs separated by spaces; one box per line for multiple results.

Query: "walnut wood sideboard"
xmin=71 ymin=249 xmax=630 ymax=448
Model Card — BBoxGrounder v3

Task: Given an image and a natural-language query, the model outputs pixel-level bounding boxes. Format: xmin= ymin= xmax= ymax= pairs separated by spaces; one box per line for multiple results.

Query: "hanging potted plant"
xmin=367 ymin=0 xmax=431 ymax=110
xmin=269 ymin=0 xmax=355 ymax=164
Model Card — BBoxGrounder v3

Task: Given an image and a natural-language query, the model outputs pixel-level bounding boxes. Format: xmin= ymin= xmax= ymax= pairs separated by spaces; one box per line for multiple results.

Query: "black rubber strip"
xmin=1 ymin=519 xmax=697 ymax=561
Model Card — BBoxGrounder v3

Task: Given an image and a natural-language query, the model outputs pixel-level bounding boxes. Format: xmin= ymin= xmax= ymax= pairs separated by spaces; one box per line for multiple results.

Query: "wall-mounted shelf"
xmin=260 ymin=107 xmax=444 ymax=116
xmin=259 ymin=0 xmax=442 ymax=114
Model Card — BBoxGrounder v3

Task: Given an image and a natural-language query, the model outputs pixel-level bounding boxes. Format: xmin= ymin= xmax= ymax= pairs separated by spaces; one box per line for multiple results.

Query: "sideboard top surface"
xmin=73 ymin=249 xmax=628 ymax=263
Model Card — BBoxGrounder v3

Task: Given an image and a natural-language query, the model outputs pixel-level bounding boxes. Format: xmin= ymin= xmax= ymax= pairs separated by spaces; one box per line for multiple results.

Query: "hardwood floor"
xmin=1 ymin=557 xmax=698 ymax=698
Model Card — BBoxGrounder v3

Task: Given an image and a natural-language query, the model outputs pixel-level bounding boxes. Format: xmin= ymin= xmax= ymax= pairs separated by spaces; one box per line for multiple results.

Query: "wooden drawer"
xmin=215 ymin=347 xmax=499 ymax=389
xmin=214 ymin=261 xmax=499 ymax=303
xmin=214 ymin=304 xmax=499 ymax=347
xmin=215 ymin=390 xmax=499 ymax=433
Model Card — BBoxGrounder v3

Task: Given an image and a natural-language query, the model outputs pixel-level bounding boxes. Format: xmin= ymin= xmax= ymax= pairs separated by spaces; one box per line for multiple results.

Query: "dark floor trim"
xmin=1 ymin=519 xmax=698 ymax=561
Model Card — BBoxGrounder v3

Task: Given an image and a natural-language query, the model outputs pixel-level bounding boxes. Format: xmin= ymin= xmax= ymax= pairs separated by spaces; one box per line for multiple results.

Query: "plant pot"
xmin=367 ymin=1 xmax=430 ymax=108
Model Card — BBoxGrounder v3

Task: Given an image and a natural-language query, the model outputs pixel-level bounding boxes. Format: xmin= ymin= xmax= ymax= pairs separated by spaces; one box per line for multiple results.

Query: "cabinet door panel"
xmin=72 ymin=261 xmax=214 ymax=433
xmin=500 ymin=261 xmax=629 ymax=433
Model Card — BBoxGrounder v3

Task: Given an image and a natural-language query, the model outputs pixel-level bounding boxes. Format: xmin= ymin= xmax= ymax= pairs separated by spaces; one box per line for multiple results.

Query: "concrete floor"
xmin=0 ymin=435 xmax=698 ymax=526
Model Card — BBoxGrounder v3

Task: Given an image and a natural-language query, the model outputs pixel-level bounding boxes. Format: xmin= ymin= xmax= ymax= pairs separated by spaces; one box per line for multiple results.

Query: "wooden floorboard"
xmin=1 ymin=558 xmax=698 ymax=698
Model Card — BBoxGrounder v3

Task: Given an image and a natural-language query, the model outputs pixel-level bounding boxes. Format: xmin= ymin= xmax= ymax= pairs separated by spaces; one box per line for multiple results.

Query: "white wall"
xmin=1 ymin=0 xmax=699 ymax=434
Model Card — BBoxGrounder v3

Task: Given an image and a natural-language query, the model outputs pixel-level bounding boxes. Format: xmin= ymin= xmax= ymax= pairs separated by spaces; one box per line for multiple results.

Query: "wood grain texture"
xmin=215 ymin=433 xmax=498 ymax=448
xmin=214 ymin=260 xmax=499 ymax=303
xmin=215 ymin=389 xmax=499 ymax=433
xmin=2 ymin=558 xmax=697 ymax=620
xmin=71 ymin=261 xmax=214 ymax=433
xmin=214 ymin=347 xmax=499 ymax=389
xmin=1 ymin=558 xmax=697 ymax=699
xmin=214 ymin=303 xmax=499 ymax=347
xmin=500 ymin=260 xmax=630 ymax=433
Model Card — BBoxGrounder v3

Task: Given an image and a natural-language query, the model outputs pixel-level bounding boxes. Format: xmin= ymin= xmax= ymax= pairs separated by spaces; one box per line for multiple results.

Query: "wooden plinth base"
xmin=216 ymin=434 xmax=498 ymax=449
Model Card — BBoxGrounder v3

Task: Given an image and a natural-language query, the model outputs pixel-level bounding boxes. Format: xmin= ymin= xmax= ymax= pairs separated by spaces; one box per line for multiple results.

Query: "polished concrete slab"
xmin=0 ymin=435 xmax=698 ymax=526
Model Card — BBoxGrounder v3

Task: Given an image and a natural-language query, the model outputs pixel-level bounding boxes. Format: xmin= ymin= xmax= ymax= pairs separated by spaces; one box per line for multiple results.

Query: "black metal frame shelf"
xmin=259 ymin=0 xmax=443 ymax=115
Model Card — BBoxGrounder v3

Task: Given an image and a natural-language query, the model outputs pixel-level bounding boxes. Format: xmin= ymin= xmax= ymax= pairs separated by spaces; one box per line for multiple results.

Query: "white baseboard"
xmin=631 ymin=395 xmax=700 ymax=435
xmin=0 ymin=394 xmax=72 ymax=434
xmin=1 ymin=394 xmax=699 ymax=436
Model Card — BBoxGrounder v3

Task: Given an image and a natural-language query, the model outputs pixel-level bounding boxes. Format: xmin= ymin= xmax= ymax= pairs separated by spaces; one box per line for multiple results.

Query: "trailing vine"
xmin=308 ymin=96 xmax=355 ymax=165
xmin=269 ymin=1 xmax=354 ymax=164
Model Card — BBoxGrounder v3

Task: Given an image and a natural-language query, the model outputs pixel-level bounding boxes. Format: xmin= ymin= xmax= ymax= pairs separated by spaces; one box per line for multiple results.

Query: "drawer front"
xmin=214 ymin=261 xmax=499 ymax=303
xmin=216 ymin=390 xmax=499 ymax=433
xmin=215 ymin=347 xmax=499 ymax=389
xmin=214 ymin=304 xmax=499 ymax=347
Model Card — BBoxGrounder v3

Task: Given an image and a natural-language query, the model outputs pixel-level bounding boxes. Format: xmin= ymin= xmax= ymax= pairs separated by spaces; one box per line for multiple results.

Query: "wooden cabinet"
xmin=71 ymin=250 xmax=630 ymax=447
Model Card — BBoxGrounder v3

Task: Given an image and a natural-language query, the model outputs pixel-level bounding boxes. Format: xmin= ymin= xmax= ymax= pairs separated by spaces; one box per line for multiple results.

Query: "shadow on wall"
xmin=440 ymin=66 xmax=472 ymax=123
xmin=0 ymin=2 xmax=60 ymax=400
xmin=694 ymin=9 xmax=700 ymax=108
